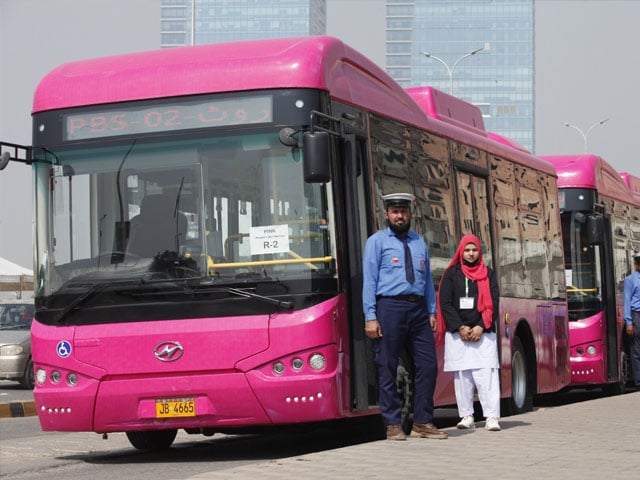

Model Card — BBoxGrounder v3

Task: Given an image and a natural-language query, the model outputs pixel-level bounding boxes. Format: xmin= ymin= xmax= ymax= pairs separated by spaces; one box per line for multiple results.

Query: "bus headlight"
xmin=36 ymin=369 xmax=47 ymax=385
xmin=309 ymin=353 xmax=326 ymax=371
xmin=67 ymin=373 xmax=78 ymax=386
xmin=291 ymin=357 xmax=304 ymax=371
xmin=586 ymin=345 xmax=597 ymax=356
xmin=50 ymin=370 xmax=62 ymax=383
xmin=273 ymin=362 xmax=285 ymax=375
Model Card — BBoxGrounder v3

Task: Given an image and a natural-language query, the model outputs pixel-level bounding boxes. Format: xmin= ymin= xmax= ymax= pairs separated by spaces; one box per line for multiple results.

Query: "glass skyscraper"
xmin=161 ymin=0 xmax=326 ymax=48
xmin=386 ymin=0 xmax=534 ymax=151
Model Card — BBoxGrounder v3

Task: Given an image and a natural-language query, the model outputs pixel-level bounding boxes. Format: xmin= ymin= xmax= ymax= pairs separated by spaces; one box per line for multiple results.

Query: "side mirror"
xmin=587 ymin=215 xmax=604 ymax=245
xmin=303 ymin=131 xmax=331 ymax=183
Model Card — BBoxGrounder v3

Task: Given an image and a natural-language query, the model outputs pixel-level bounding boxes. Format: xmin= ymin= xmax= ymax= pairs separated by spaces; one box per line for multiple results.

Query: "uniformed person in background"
xmin=362 ymin=192 xmax=447 ymax=441
xmin=623 ymin=252 xmax=640 ymax=388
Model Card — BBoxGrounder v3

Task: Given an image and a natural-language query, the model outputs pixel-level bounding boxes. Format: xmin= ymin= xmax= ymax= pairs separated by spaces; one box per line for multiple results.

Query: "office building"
xmin=161 ymin=0 xmax=326 ymax=47
xmin=386 ymin=0 xmax=534 ymax=151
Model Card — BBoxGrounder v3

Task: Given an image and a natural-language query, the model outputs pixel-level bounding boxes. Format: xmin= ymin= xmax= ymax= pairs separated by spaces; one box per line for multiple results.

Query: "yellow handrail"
xmin=567 ymin=286 xmax=598 ymax=295
xmin=208 ymin=255 xmax=333 ymax=272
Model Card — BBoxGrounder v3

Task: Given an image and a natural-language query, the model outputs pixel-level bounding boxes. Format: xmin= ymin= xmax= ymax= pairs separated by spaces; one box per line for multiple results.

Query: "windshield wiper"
xmin=53 ymin=277 xmax=143 ymax=325
xmin=52 ymin=273 xmax=194 ymax=325
xmin=227 ymin=287 xmax=293 ymax=310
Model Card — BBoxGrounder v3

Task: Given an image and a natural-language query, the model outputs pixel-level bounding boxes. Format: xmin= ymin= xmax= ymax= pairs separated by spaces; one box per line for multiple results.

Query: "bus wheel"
xmin=505 ymin=336 xmax=533 ymax=415
xmin=19 ymin=358 xmax=35 ymax=390
xmin=603 ymin=349 xmax=629 ymax=396
xmin=621 ymin=348 xmax=633 ymax=388
xmin=126 ymin=429 xmax=177 ymax=451
xmin=396 ymin=359 xmax=414 ymax=435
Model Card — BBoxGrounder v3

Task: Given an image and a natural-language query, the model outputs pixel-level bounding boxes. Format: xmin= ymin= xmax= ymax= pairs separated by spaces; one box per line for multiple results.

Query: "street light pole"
xmin=191 ymin=0 xmax=196 ymax=45
xmin=563 ymin=118 xmax=609 ymax=153
xmin=421 ymin=46 xmax=485 ymax=95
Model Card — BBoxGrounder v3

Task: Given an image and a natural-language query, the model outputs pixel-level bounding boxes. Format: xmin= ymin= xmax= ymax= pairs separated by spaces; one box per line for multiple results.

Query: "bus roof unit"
xmin=405 ymin=86 xmax=485 ymax=135
xmin=542 ymin=154 xmax=639 ymax=206
xmin=408 ymin=86 xmax=554 ymax=175
xmin=485 ymin=132 xmax=530 ymax=153
xmin=406 ymin=86 xmax=534 ymax=154
xmin=619 ymin=172 xmax=640 ymax=204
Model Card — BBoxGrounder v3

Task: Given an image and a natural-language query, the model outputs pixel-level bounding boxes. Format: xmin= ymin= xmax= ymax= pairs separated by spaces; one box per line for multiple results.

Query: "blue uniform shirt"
xmin=362 ymin=227 xmax=436 ymax=322
xmin=623 ymin=270 xmax=640 ymax=324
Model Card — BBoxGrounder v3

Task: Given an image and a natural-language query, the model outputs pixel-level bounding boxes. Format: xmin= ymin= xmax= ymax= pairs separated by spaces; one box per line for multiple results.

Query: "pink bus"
xmin=620 ymin=172 xmax=640 ymax=202
xmin=541 ymin=155 xmax=640 ymax=393
xmin=1 ymin=37 xmax=569 ymax=450
xmin=405 ymin=86 xmax=570 ymax=410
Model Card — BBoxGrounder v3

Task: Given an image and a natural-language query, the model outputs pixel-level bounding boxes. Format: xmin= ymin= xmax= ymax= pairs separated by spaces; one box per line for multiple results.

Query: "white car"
xmin=0 ymin=302 xmax=35 ymax=389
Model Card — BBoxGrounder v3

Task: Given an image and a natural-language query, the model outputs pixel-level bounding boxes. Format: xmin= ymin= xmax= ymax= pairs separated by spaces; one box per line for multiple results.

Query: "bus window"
xmin=562 ymin=212 xmax=602 ymax=320
xmin=415 ymin=132 xmax=455 ymax=284
xmin=455 ymin=170 xmax=492 ymax=269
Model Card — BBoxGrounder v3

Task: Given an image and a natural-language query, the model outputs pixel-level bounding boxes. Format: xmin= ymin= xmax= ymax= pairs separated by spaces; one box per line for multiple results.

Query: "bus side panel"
xmin=433 ymin=349 xmax=456 ymax=407
xmin=438 ymin=297 xmax=570 ymax=406
xmin=534 ymin=302 xmax=571 ymax=393
xmin=498 ymin=297 xmax=570 ymax=398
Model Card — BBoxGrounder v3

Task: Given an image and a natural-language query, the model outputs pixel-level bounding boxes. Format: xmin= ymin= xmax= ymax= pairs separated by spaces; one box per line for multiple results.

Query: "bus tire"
xmin=621 ymin=346 xmax=633 ymax=389
xmin=19 ymin=358 xmax=35 ymax=390
xmin=602 ymin=348 xmax=629 ymax=396
xmin=396 ymin=357 xmax=414 ymax=435
xmin=126 ymin=429 xmax=177 ymax=451
xmin=504 ymin=336 xmax=533 ymax=415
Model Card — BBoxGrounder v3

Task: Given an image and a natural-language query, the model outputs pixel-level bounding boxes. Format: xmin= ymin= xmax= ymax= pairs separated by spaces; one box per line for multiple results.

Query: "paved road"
xmin=181 ymin=391 xmax=640 ymax=480
xmin=2 ymin=390 xmax=639 ymax=479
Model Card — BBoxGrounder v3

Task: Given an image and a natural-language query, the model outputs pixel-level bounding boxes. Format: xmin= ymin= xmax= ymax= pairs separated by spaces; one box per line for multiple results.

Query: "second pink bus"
xmin=542 ymin=154 xmax=640 ymax=392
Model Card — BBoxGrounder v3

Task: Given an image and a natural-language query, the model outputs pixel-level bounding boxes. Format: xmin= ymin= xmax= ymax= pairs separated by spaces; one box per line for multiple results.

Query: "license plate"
xmin=155 ymin=398 xmax=196 ymax=418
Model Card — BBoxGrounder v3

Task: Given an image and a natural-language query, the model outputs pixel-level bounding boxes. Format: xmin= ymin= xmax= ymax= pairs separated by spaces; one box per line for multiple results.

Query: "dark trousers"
xmin=373 ymin=297 xmax=438 ymax=425
xmin=631 ymin=311 xmax=640 ymax=386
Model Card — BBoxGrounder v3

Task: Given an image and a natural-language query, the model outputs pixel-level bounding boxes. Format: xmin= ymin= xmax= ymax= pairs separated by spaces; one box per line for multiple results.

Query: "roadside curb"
xmin=0 ymin=400 xmax=37 ymax=418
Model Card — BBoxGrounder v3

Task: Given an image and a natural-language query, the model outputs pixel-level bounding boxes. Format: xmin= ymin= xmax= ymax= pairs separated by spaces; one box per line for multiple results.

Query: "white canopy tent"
xmin=0 ymin=256 xmax=33 ymax=300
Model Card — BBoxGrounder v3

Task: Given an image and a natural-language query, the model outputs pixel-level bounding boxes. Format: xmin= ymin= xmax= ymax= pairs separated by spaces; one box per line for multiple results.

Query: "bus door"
xmin=336 ymin=131 xmax=378 ymax=411
xmin=590 ymin=214 xmax=620 ymax=383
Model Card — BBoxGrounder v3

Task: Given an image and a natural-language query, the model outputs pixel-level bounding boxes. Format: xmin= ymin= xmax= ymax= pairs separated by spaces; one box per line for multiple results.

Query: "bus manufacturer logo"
xmin=154 ymin=341 xmax=184 ymax=362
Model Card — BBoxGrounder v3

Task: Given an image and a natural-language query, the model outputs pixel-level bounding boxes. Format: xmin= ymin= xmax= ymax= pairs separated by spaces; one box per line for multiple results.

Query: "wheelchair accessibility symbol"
xmin=56 ymin=340 xmax=72 ymax=358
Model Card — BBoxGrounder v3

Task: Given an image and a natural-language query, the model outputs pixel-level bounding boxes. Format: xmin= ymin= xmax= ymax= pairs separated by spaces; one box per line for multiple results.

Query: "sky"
xmin=1 ymin=0 xmax=639 ymax=270
xmin=534 ymin=0 xmax=640 ymax=166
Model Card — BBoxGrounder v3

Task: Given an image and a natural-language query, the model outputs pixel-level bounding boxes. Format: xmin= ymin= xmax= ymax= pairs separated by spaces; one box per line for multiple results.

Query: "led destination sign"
xmin=63 ymin=95 xmax=273 ymax=141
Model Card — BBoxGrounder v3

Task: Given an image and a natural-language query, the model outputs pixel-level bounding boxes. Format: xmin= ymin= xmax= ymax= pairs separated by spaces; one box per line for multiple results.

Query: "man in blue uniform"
xmin=362 ymin=192 xmax=447 ymax=441
xmin=623 ymin=252 xmax=640 ymax=388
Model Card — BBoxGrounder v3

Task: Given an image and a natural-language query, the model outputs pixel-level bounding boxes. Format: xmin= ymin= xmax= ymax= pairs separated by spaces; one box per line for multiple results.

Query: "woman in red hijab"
xmin=437 ymin=234 xmax=501 ymax=431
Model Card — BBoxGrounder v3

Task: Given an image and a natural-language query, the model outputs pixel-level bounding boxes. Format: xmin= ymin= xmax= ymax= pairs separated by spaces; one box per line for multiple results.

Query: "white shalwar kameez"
xmin=444 ymin=330 xmax=500 ymax=418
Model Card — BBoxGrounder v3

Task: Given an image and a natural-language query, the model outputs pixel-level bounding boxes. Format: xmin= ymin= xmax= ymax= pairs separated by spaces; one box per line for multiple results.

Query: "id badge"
xmin=459 ymin=297 xmax=474 ymax=309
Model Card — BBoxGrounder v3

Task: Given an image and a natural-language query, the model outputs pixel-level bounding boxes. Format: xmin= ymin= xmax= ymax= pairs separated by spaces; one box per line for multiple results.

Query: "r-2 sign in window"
xmin=250 ymin=224 xmax=290 ymax=255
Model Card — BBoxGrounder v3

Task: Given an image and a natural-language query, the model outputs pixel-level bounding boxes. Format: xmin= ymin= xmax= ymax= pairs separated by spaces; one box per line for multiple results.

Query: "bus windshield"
xmin=33 ymin=130 xmax=336 ymax=324
xmin=561 ymin=211 xmax=603 ymax=320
